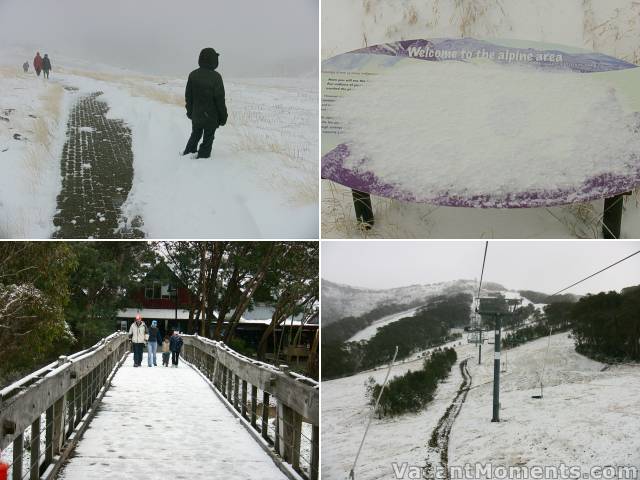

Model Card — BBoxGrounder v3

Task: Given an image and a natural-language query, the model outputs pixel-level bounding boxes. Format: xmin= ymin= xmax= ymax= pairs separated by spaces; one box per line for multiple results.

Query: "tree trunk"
xmin=212 ymin=265 xmax=240 ymax=340
xmin=224 ymin=246 xmax=276 ymax=344
xmin=199 ymin=242 xmax=208 ymax=337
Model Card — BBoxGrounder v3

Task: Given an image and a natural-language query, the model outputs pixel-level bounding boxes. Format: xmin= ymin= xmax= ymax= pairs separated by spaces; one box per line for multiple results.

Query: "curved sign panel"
xmin=321 ymin=38 xmax=640 ymax=208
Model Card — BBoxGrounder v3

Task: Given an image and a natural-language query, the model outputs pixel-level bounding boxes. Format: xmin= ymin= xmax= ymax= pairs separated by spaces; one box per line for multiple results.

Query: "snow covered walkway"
xmin=57 ymin=352 xmax=287 ymax=480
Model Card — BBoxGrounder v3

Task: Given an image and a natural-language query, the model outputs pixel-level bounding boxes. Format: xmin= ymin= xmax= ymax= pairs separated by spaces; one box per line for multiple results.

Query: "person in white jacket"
xmin=129 ymin=316 xmax=148 ymax=367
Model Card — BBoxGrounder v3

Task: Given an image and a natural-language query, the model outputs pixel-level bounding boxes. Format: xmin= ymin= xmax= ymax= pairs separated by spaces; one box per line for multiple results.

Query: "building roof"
xmin=117 ymin=307 xmax=315 ymax=326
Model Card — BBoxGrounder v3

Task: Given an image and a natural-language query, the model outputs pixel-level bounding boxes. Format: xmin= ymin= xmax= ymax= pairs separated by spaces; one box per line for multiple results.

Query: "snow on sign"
xmin=321 ymin=38 xmax=640 ymax=208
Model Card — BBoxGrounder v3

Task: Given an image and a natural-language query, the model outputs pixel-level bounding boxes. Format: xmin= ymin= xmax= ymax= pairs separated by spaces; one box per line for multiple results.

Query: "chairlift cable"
xmin=536 ymin=248 xmax=640 ymax=399
xmin=477 ymin=241 xmax=489 ymax=300
xmin=548 ymin=249 xmax=640 ymax=298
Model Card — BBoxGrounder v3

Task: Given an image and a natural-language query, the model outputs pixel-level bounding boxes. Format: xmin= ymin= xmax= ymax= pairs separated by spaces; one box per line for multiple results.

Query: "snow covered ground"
xmin=348 ymin=306 xmax=421 ymax=342
xmin=0 ymin=66 xmax=71 ymax=237
xmin=57 ymin=352 xmax=287 ymax=480
xmin=321 ymin=338 xmax=468 ymax=480
xmin=321 ymin=0 xmax=640 ymax=238
xmin=450 ymin=334 xmax=640 ymax=479
xmin=322 ymin=333 xmax=640 ymax=479
xmin=0 ymin=49 xmax=318 ymax=238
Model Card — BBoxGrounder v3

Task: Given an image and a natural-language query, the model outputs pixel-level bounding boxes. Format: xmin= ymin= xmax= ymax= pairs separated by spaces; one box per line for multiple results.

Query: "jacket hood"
xmin=198 ymin=48 xmax=219 ymax=70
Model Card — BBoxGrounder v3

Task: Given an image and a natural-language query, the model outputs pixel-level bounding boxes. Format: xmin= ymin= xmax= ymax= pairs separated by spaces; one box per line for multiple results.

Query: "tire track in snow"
xmin=425 ymin=358 xmax=472 ymax=480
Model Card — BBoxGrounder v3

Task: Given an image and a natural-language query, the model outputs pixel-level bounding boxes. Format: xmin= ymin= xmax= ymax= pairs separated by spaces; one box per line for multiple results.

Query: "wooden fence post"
xmin=12 ymin=432 xmax=23 ymax=480
xmin=251 ymin=385 xmax=258 ymax=428
xmin=52 ymin=395 xmax=65 ymax=454
xmin=30 ymin=417 xmax=40 ymax=480
xmin=241 ymin=380 xmax=248 ymax=419
xmin=261 ymin=392 xmax=270 ymax=442
xmin=44 ymin=406 xmax=54 ymax=466
xmin=278 ymin=402 xmax=301 ymax=467
xmin=311 ymin=425 xmax=319 ymax=480
xmin=234 ymin=374 xmax=240 ymax=411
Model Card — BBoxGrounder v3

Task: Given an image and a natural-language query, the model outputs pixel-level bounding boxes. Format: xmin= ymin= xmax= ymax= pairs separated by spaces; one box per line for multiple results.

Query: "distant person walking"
xmin=182 ymin=47 xmax=228 ymax=159
xmin=33 ymin=52 xmax=43 ymax=77
xmin=42 ymin=54 xmax=52 ymax=79
xmin=22 ymin=61 xmax=29 ymax=73
xmin=169 ymin=330 xmax=183 ymax=367
xmin=147 ymin=320 xmax=162 ymax=367
xmin=129 ymin=315 xmax=148 ymax=367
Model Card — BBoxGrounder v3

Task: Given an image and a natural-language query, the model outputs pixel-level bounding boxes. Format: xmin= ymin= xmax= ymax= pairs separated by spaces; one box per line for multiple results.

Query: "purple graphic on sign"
xmin=321 ymin=144 xmax=640 ymax=208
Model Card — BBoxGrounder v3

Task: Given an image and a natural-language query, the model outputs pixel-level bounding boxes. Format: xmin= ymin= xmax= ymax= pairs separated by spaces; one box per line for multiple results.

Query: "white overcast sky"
xmin=0 ymin=0 xmax=318 ymax=77
xmin=322 ymin=241 xmax=640 ymax=296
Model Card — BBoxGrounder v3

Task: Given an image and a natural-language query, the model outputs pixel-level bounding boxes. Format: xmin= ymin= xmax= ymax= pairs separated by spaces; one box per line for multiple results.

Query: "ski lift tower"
xmin=477 ymin=294 xmax=521 ymax=422
xmin=467 ymin=309 xmax=489 ymax=365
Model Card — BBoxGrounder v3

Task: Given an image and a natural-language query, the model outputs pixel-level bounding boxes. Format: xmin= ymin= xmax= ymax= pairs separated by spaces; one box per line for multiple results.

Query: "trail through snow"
xmin=0 ymin=56 xmax=318 ymax=239
xmin=322 ymin=333 xmax=640 ymax=479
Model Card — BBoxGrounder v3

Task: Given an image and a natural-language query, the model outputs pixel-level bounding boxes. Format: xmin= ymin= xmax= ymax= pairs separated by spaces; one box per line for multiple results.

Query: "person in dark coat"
xmin=23 ymin=61 xmax=29 ymax=73
xmin=183 ymin=47 xmax=228 ymax=159
xmin=42 ymin=54 xmax=52 ymax=79
xmin=169 ymin=331 xmax=183 ymax=367
xmin=33 ymin=52 xmax=43 ymax=77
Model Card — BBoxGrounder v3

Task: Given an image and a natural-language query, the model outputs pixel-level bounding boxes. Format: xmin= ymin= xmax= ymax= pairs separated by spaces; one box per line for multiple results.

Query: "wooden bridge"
xmin=0 ymin=333 xmax=319 ymax=480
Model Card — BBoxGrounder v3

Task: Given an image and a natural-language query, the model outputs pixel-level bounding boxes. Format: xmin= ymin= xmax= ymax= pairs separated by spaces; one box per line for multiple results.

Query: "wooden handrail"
xmin=181 ymin=334 xmax=319 ymax=480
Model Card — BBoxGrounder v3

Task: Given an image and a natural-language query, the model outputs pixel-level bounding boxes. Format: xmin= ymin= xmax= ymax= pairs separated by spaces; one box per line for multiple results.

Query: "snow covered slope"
xmin=322 ymin=279 xmax=484 ymax=325
xmin=0 ymin=49 xmax=318 ymax=238
xmin=348 ymin=306 xmax=421 ymax=342
xmin=321 ymin=279 xmax=540 ymax=332
xmin=322 ymin=332 xmax=640 ymax=479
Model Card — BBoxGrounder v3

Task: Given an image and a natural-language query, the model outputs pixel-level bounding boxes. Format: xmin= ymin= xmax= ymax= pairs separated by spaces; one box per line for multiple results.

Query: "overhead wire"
xmin=536 ymin=248 xmax=640 ymax=398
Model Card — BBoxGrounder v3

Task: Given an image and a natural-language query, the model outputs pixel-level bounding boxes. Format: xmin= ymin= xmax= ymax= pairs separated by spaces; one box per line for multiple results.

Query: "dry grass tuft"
xmin=230 ymin=128 xmax=316 ymax=206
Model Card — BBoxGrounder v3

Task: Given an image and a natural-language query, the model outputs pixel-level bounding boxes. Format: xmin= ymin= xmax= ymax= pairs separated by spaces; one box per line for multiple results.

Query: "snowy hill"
xmin=322 ymin=279 xmax=522 ymax=327
xmin=322 ymin=332 xmax=640 ymax=479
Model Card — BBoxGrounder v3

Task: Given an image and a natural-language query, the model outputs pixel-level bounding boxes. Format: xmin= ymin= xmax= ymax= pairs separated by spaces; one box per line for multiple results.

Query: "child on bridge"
xmin=170 ymin=331 xmax=184 ymax=367
xmin=161 ymin=334 xmax=171 ymax=367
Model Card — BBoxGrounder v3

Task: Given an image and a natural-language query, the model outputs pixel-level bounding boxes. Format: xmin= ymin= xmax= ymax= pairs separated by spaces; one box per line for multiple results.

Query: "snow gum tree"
xmin=0 ymin=242 xmax=77 ymax=387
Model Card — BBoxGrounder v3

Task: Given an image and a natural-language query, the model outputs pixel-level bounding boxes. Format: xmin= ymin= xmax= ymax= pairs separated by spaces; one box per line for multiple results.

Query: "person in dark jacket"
xmin=42 ymin=54 xmax=52 ymax=79
xmin=169 ymin=331 xmax=183 ymax=367
xmin=183 ymin=47 xmax=228 ymax=159
xmin=33 ymin=52 xmax=43 ymax=77
xmin=23 ymin=61 xmax=29 ymax=73
xmin=147 ymin=320 xmax=163 ymax=367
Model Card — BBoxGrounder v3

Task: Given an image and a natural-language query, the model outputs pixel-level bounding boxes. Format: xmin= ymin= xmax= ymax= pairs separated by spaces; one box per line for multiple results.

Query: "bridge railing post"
xmin=67 ymin=385 xmax=76 ymax=437
xmin=221 ymin=366 xmax=227 ymax=396
xmin=241 ymin=380 xmax=248 ymax=419
xmin=261 ymin=391 xmax=270 ymax=443
xmin=30 ymin=416 xmax=41 ymax=480
xmin=250 ymin=385 xmax=258 ymax=427
xmin=52 ymin=395 xmax=65 ymax=455
xmin=233 ymin=374 xmax=240 ymax=412
xmin=45 ymin=405 xmax=54 ymax=467
xmin=311 ymin=425 xmax=319 ymax=480
xmin=12 ymin=431 xmax=23 ymax=480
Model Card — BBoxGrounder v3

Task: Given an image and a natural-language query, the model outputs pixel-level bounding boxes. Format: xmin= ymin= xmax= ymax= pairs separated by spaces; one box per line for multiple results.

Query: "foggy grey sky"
xmin=322 ymin=241 xmax=640 ymax=296
xmin=0 ymin=0 xmax=318 ymax=77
